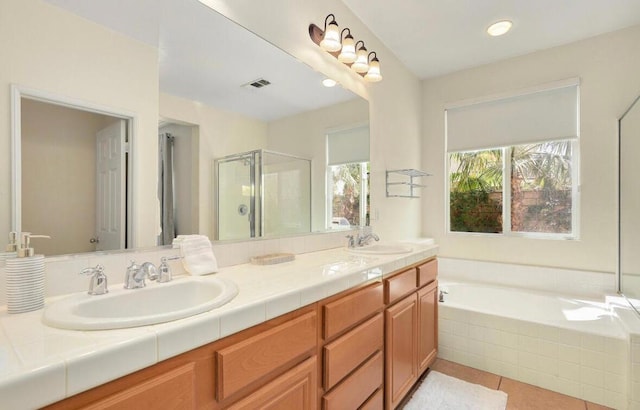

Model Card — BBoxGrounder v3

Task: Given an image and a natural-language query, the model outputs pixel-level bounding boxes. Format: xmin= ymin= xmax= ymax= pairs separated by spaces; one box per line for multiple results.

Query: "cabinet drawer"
xmin=360 ymin=388 xmax=383 ymax=410
xmin=323 ymin=282 xmax=383 ymax=340
xmin=216 ymin=311 xmax=316 ymax=400
xmin=323 ymin=313 xmax=383 ymax=390
xmin=385 ymin=268 xmax=417 ymax=304
xmin=83 ymin=363 xmax=195 ymax=410
xmin=417 ymin=258 xmax=437 ymax=287
xmin=322 ymin=351 xmax=383 ymax=410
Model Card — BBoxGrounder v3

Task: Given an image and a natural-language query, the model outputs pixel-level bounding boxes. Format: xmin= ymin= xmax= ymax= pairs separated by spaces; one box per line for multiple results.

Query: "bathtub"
xmin=437 ymin=281 xmax=629 ymax=409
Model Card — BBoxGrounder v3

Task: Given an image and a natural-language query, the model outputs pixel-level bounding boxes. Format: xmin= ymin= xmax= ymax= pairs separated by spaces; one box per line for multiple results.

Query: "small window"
xmin=448 ymin=140 xmax=577 ymax=238
xmin=446 ymin=80 xmax=580 ymax=239
xmin=328 ymin=162 xmax=369 ymax=229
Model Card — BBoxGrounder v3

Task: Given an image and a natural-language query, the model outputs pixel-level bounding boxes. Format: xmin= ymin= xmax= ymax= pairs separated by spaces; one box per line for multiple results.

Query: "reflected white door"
xmin=95 ymin=120 xmax=126 ymax=251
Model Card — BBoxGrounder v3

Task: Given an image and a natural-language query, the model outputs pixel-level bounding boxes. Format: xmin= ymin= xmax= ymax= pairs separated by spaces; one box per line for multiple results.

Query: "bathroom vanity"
xmin=14 ymin=245 xmax=439 ymax=409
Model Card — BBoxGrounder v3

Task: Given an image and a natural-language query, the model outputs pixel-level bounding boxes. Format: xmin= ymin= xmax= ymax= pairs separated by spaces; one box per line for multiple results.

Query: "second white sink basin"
xmin=348 ymin=244 xmax=413 ymax=255
xmin=42 ymin=276 xmax=238 ymax=330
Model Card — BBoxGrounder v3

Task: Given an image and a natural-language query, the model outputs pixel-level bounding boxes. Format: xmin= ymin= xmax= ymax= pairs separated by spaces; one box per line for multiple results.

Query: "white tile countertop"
xmin=0 ymin=241 xmax=438 ymax=409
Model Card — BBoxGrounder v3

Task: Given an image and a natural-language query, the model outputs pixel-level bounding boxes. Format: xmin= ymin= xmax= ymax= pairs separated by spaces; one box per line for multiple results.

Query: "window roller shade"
xmin=446 ymin=82 xmax=579 ymax=152
xmin=327 ymin=126 xmax=370 ymax=166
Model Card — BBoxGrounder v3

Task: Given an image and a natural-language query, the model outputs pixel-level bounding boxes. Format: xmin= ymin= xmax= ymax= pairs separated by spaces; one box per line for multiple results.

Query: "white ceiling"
xmin=342 ymin=0 xmax=640 ymax=79
xmin=42 ymin=0 xmax=640 ymax=104
xmin=43 ymin=0 xmax=357 ymax=121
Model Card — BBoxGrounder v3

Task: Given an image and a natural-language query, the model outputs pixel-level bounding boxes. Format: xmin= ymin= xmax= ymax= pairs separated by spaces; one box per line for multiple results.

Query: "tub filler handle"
xmin=439 ymin=290 xmax=448 ymax=303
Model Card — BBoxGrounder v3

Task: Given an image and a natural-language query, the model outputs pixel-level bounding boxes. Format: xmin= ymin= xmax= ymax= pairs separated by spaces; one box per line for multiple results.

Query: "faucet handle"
xmin=345 ymin=235 xmax=355 ymax=248
xmin=80 ymin=264 xmax=108 ymax=295
xmin=158 ymin=256 xmax=180 ymax=283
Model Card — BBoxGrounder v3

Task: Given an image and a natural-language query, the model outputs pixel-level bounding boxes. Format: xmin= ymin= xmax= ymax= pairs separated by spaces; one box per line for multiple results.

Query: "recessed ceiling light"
xmin=322 ymin=78 xmax=337 ymax=87
xmin=487 ymin=20 xmax=513 ymax=37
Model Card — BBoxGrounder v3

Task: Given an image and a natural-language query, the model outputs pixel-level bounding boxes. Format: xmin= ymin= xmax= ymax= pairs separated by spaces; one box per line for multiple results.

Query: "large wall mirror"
xmin=619 ymin=94 xmax=640 ymax=313
xmin=9 ymin=0 xmax=369 ymax=256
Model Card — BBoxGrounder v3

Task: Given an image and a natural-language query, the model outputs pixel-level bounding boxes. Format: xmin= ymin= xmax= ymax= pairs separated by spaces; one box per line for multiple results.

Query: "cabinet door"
xmin=228 ymin=357 xmax=317 ymax=410
xmin=385 ymin=293 xmax=418 ymax=410
xmin=418 ymin=281 xmax=438 ymax=375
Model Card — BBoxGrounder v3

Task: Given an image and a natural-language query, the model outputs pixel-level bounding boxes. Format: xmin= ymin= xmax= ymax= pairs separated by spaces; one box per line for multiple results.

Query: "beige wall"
xmin=159 ymin=92 xmax=268 ymax=239
xmin=202 ymin=0 xmax=424 ymax=241
xmin=267 ymin=98 xmax=369 ymax=232
xmin=422 ymin=25 xmax=640 ymax=273
xmin=0 ymin=0 xmax=159 ymax=249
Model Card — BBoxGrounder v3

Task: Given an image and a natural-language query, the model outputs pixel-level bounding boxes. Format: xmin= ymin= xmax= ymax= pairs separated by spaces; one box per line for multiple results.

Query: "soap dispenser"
xmin=5 ymin=232 xmax=50 ymax=314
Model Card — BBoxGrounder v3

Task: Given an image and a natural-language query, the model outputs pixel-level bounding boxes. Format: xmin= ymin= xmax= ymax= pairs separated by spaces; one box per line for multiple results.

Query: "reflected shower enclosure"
xmin=215 ymin=150 xmax=311 ymax=240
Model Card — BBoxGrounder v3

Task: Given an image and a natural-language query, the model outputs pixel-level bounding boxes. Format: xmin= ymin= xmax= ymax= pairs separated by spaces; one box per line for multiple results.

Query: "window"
xmin=446 ymin=80 xmax=580 ymax=238
xmin=328 ymin=162 xmax=369 ymax=229
xmin=326 ymin=126 xmax=370 ymax=229
xmin=449 ymin=140 xmax=577 ymax=237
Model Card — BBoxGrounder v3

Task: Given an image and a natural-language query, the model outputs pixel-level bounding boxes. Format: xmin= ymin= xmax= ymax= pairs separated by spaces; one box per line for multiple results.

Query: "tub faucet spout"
xmin=439 ymin=290 xmax=448 ymax=303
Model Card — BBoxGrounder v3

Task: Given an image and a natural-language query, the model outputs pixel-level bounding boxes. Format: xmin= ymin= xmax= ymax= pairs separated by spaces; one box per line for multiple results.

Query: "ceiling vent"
xmin=242 ymin=78 xmax=271 ymax=89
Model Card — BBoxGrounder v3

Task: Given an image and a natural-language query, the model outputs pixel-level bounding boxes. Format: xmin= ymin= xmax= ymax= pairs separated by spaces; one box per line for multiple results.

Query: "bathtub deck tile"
xmin=430 ymin=358 xmax=501 ymax=389
xmin=499 ymin=377 xmax=585 ymax=410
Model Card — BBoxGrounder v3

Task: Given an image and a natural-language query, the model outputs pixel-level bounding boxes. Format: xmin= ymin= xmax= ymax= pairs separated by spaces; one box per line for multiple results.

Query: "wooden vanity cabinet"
xmin=319 ymin=282 xmax=385 ymax=410
xmin=45 ymin=257 xmax=437 ymax=410
xmin=44 ymin=306 xmax=317 ymax=410
xmin=384 ymin=257 xmax=438 ymax=409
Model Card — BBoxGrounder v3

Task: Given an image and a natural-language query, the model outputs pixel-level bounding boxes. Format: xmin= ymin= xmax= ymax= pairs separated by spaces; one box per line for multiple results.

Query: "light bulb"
xmin=364 ymin=58 xmax=382 ymax=82
xmin=487 ymin=20 xmax=512 ymax=36
xmin=320 ymin=20 xmax=341 ymax=52
xmin=322 ymin=78 xmax=337 ymax=87
xmin=338 ymin=34 xmax=356 ymax=64
xmin=351 ymin=46 xmax=369 ymax=73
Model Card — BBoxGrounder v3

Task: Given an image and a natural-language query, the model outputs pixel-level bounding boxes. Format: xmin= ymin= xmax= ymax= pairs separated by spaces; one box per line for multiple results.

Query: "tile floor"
xmin=405 ymin=359 xmax=613 ymax=410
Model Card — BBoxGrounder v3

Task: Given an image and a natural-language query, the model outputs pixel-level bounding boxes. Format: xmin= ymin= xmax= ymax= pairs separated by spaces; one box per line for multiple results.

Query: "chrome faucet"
xmin=439 ymin=290 xmax=448 ymax=303
xmin=81 ymin=264 xmax=108 ymax=295
xmin=124 ymin=260 xmax=158 ymax=289
xmin=357 ymin=232 xmax=379 ymax=247
xmin=345 ymin=235 xmax=356 ymax=248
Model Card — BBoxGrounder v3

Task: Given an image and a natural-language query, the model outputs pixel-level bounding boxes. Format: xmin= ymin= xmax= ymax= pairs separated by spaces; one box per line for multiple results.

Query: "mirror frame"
xmin=10 ymin=84 xmax=138 ymax=249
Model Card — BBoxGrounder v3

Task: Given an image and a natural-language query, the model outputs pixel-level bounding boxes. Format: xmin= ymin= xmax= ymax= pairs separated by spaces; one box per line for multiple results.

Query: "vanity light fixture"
xmin=319 ymin=14 xmax=341 ymax=52
xmin=487 ymin=20 xmax=513 ymax=36
xmin=351 ymin=41 xmax=369 ymax=73
xmin=364 ymin=52 xmax=382 ymax=82
xmin=337 ymin=29 xmax=356 ymax=63
xmin=309 ymin=14 xmax=382 ymax=83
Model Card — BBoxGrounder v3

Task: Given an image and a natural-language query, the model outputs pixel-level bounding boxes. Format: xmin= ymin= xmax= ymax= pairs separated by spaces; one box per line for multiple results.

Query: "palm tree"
xmin=450 ymin=141 xmax=573 ymax=233
xmin=510 ymin=141 xmax=572 ymax=232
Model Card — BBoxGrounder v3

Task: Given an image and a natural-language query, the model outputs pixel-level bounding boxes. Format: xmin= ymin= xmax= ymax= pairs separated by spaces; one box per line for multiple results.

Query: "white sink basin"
xmin=42 ymin=276 xmax=238 ymax=330
xmin=348 ymin=244 xmax=413 ymax=255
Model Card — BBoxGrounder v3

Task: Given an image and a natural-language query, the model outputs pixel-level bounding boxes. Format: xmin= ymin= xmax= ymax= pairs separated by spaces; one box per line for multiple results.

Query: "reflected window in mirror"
xmin=327 ymin=126 xmax=370 ymax=229
xmin=328 ymin=162 xmax=370 ymax=229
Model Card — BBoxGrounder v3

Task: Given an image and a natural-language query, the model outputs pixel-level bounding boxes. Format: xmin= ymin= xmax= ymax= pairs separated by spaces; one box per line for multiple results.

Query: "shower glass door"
xmin=216 ymin=152 xmax=259 ymax=240
xmin=619 ymin=94 xmax=640 ymax=314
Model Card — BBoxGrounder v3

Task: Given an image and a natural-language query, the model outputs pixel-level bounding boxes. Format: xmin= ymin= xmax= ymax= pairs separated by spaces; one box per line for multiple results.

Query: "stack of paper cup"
xmin=6 ymin=255 xmax=45 ymax=314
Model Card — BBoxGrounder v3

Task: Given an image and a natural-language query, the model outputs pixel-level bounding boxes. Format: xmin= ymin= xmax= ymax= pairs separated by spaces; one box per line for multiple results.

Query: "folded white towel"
xmin=173 ymin=235 xmax=218 ymax=275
